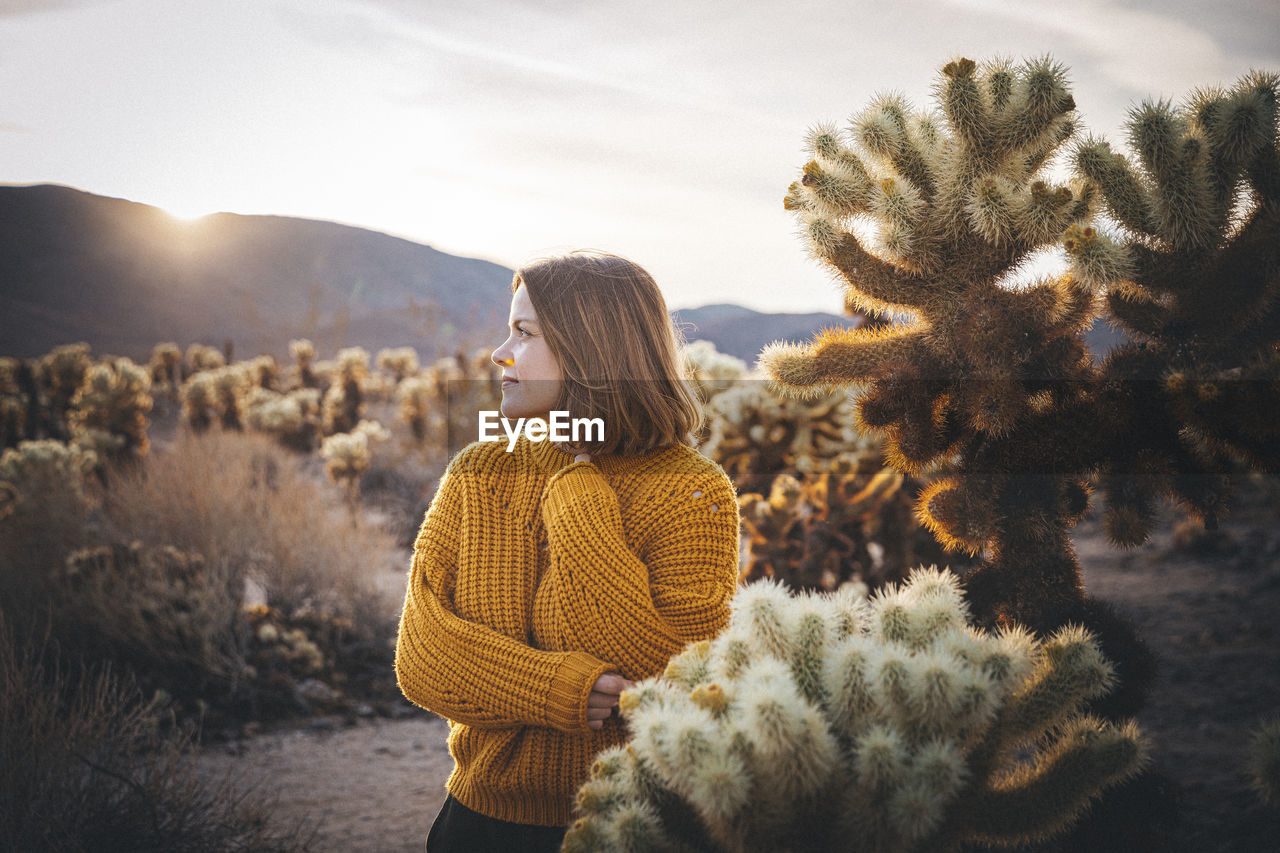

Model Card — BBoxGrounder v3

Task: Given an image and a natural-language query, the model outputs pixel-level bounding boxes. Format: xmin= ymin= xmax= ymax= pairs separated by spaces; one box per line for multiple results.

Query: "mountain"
xmin=672 ymin=303 xmax=866 ymax=367
xmin=0 ymin=184 xmax=513 ymax=361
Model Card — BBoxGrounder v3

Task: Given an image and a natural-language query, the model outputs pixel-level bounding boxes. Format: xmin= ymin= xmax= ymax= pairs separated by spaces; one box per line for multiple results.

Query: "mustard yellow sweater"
xmin=394 ymin=434 xmax=740 ymax=827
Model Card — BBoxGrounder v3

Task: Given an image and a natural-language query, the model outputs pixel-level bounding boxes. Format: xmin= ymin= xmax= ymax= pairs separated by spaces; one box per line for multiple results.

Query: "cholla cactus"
xmin=37 ymin=343 xmax=92 ymax=439
xmin=1252 ymin=719 xmax=1280 ymax=807
xmin=395 ymin=374 xmax=441 ymax=443
xmin=565 ymin=568 xmax=1146 ymax=852
xmin=289 ymin=338 xmax=320 ymax=389
xmin=147 ymin=342 xmax=183 ymax=400
xmin=243 ymin=387 xmax=321 ymax=452
xmin=321 ymin=347 xmax=370 ymax=435
xmin=321 ymin=419 xmax=389 ymax=500
xmin=0 ymin=358 xmax=29 ymax=449
xmin=0 ymin=439 xmax=98 ymax=511
xmin=682 ymin=339 xmax=749 ymax=403
xmin=416 ymin=348 xmax=503 ymax=455
xmin=739 ymin=452 xmax=972 ymax=591
xmin=701 ymin=382 xmax=867 ymax=494
xmin=1070 ymin=70 xmax=1280 ymax=543
xmin=184 ymin=343 xmax=226 ymax=377
xmin=376 ymin=346 xmax=421 ymax=383
xmin=67 ymin=358 xmax=153 ymax=460
xmin=56 ymin=542 xmax=240 ymax=680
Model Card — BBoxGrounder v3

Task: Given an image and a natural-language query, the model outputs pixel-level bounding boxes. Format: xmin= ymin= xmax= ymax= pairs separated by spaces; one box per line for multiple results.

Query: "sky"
xmin=1 ymin=0 xmax=1277 ymax=314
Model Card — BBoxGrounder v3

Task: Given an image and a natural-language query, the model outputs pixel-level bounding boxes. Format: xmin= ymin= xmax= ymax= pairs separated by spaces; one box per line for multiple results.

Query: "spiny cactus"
xmin=67 ymin=359 xmax=153 ymax=460
xmin=184 ymin=343 xmax=226 ymax=377
xmin=682 ymin=339 xmax=750 ymax=404
xmin=288 ymin=338 xmax=320 ymax=390
xmin=321 ymin=419 xmax=390 ymax=501
xmin=701 ymin=382 xmax=867 ymax=494
xmin=0 ymin=439 xmax=98 ymax=511
xmin=739 ymin=452 xmax=973 ymax=592
xmin=565 ymin=568 xmax=1146 ymax=852
xmin=56 ymin=541 xmax=241 ymax=682
xmin=37 ymin=343 xmax=92 ymax=440
xmin=376 ymin=346 xmax=420 ymax=383
xmin=321 ymin=347 xmax=370 ymax=435
xmin=1070 ymin=70 xmax=1280 ymax=544
xmin=242 ymin=387 xmax=322 ymax=452
xmin=147 ymin=342 xmax=183 ymax=401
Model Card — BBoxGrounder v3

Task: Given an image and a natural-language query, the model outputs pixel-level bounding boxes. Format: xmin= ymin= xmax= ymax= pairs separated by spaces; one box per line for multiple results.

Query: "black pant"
xmin=426 ymin=794 xmax=568 ymax=853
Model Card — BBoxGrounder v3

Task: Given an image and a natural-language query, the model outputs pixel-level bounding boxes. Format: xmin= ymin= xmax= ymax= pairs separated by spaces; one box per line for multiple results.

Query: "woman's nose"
xmin=492 ymin=344 xmax=513 ymax=368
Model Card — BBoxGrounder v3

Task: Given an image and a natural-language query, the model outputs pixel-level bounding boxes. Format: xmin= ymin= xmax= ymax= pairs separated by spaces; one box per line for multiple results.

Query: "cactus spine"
xmin=564 ymin=568 xmax=1146 ymax=852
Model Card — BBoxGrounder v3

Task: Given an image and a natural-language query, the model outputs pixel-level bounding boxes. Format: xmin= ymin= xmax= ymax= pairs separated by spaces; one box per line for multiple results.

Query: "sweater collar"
xmin=522 ymin=434 xmax=675 ymax=476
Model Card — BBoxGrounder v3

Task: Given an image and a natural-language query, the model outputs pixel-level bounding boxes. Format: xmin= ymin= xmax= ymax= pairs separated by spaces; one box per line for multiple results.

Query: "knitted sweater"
xmin=394 ymin=433 xmax=741 ymax=827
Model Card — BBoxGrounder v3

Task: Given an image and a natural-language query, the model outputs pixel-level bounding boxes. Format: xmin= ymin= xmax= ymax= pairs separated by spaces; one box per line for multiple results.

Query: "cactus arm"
xmin=758 ymin=326 xmax=928 ymax=406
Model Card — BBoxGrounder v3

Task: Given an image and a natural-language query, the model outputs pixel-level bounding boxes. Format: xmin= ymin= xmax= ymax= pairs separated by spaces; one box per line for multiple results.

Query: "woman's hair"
xmin=512 ymin=251 xmax=702 ymax=455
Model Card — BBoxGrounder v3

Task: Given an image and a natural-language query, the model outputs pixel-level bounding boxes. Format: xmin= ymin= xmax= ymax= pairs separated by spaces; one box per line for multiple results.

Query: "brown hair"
xmin=512 ymin=251 xmax=702 ymax=456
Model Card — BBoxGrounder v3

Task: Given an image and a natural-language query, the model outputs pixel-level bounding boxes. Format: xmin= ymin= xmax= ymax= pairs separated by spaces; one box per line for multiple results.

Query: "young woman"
xmin=395 ymin=251 xmax=742 ymax=851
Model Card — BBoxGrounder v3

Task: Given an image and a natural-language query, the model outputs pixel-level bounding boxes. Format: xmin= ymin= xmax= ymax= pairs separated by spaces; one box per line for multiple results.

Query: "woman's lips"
xmin=502 ymin=379 xmax=519 ymax=387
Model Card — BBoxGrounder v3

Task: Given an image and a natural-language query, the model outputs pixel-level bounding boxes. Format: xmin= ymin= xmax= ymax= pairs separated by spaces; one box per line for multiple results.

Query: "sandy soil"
xmin=199 ymin=492 xmax=1280 ymax=852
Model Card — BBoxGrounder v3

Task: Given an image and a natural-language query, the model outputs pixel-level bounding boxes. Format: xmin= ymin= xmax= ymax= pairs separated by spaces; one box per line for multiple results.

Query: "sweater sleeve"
xmin=537 ymin=460 xmax=740 ymax=679
xmin=394 ymin=451 xmax=613 ymax=733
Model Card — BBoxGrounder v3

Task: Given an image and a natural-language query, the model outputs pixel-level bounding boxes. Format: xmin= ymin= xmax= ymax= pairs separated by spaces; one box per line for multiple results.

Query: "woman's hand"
xmin=587 ymin=672 xmax=634 ymax=730
xmin=573 ymin=451 xmax=593 ymax=464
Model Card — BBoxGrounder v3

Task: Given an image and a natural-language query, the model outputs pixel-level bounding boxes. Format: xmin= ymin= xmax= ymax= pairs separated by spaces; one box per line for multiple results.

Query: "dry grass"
xmin=102 ymin=428 xmax=402 ymax=633
xmin=0 ymin=614 xmax=312 ymax=852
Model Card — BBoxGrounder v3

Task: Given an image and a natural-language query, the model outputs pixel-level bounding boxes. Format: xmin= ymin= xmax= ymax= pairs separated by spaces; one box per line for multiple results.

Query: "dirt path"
xmin=200 ymin=494 xmax=1280 ymax=852
xmin=198 ymin=714 xmax=453 ymax=852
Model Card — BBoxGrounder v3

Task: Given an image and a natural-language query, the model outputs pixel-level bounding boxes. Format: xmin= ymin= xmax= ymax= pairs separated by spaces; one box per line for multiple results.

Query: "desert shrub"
xmin=565 ymin=568 xmax=1147 ymax=852
xmin=148 ymin=342 xmax=184 ymax=401
xmin=1253 ymin=719 xmax=1280 ymax=807
xmin=0 ymin=440 xmax=99 ymax=628
xmin=0 ymin=615 xmax=307 ymax=852
xmin=53 ymin=542 xmax=244 ymax=695
xmin=102 ymin=429 xmax=399 ymax=634
xmin=184 ymin=343 xmax=226 ymax=376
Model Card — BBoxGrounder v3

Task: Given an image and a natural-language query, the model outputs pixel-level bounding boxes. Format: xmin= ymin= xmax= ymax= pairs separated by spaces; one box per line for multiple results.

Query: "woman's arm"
xmin=394 ymin=450 xmax=613 ymax=733
xmin=536 ymin=458 xmax=741 ymax=679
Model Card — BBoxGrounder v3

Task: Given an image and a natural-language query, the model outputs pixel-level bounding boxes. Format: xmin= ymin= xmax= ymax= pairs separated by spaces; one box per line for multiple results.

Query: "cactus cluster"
xmin=66 ymin=358 xmax=153 ymax=460
xmin=1069 ymin=70 xmax=1280 ymax=544
xmin=565 ymin=568 xmax=1146 ymax=852
xmin=321 ymin=418 xmax=390 ymax=500
xmin=739 ymin=452 xmax=972 ymax=592
xmin=701 ymin=382 xmax=866 ymax=494
xmin=766 ymin=56 xmax=1277 ymax=679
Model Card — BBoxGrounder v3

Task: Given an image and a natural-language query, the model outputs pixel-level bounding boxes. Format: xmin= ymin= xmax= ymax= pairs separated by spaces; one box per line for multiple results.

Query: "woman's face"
xmin=491 ymin=284 xmax=563 ymax=420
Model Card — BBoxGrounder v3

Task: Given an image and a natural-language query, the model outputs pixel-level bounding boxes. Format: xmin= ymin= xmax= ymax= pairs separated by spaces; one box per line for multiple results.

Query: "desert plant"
xmin=184 ymin=342 xmax=226 ymax=377
xmin=700 ymin=382 xmax=866 ymax=494
xmin=321 ymin=419 xmax=391 ymax=503
xmin=287 ymin=338 xmax=320 ymax=390
xmin=148 ymin=342 xmax=184 ymax=401
xmin=739 ymin=451 xmax=973 ymax=592
xmin=763 ymin=58 xmax=1272 ymax=715
xmin=682 ymin=339 xmax=750 ymax=404
xmin=564 ymin=567 xmax=1146 ymax=852
xmin=0 ymin=440 xmax=99 ymax=625
xmin=0 ymin=612 xmax=307 ymax=852
xmin=321 ymin=347 xmax=370 ymax=435
xmin=1069 ymin=70 xmax=1280 ymax=544
xmin=376 ymin=346 xmax=420 ymax=383
xmin=243 ymin=387 xmax=322 ymax=452
xmin=37 ymin=342 xmax=92 ymax=440
xmin=67 ymin=357 xmax=154 ymax=461
xmin=52 ymin=542 xmax=244 ymax=693
xmin=1252 ymin=719 xmax=1280 ymax=807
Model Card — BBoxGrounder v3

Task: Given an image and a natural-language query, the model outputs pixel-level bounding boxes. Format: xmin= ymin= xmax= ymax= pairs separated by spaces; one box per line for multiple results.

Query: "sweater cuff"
xmin=541 ymin=463 xmax=616 ymax=523
xmin=545 ymin=652 xmax=612 ymax=732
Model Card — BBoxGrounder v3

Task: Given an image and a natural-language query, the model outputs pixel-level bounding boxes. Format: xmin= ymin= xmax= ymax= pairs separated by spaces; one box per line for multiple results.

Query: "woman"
xmin=395 ymin=251 xmax=741 ymax=851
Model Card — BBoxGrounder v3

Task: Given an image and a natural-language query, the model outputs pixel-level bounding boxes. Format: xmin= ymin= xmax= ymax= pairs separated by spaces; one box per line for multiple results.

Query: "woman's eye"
xmin=517 ymin=327 xmax=531 ymax=337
